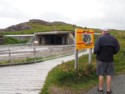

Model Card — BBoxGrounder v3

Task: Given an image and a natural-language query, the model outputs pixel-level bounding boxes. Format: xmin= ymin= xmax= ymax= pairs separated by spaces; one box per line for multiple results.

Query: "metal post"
xmin=75 ymin=49 xmax=78 ymax=70
xmin=74 ymin=27 xmax=78 ymax=70
xmin=88 ymin=48 xmax=92 ymax=64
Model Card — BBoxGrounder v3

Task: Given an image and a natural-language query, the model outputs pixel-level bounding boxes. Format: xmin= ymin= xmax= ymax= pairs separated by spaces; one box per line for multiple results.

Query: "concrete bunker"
xmin=35 ymin=31 xmax=74 ymax=45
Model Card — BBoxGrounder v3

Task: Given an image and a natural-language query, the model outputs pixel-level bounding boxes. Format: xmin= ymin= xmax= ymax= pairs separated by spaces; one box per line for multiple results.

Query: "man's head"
xmin=100 ymin=28 xmax=109 ymax=35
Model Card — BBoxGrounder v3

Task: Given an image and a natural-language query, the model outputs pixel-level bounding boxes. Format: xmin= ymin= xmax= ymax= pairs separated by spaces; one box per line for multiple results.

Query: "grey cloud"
xmin=1 ymin=0 xmax=125 ymax=30
xmin=76 ymin=16 xmax=125 ymax=30
xmin=76 ymin=0 xmax=125 ymax=30
xmin=40 ymin=12 xmax=73 ymax=23
xmin=0 ymin=1 xmax=30 ymax=20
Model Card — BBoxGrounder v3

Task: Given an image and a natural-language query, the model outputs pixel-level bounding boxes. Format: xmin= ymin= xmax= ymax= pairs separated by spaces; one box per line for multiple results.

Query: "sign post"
xmin=88 ymin=48 xmax=92 ymax=64
xmin=75 ymin=49 xmax=78 ymax=70
xmin=75 ymin=28 xmax=94 ymax=70
xmin=75 ymin=30 xmax=78 ymax=70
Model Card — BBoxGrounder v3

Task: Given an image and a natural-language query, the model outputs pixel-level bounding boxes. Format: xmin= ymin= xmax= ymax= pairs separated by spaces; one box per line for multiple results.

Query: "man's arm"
xmin=114 ymin=39 xmax=120 ymax=54
xmin=94 ymin=38 xmax=101 ymax=54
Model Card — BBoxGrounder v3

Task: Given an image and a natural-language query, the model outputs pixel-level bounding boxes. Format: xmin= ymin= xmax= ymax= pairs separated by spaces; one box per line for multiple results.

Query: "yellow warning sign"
xmin=75 ymin=28 xmax=94 ymax=50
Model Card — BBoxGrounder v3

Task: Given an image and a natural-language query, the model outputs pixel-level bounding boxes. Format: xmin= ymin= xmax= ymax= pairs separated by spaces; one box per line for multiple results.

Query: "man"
xmin=94 ymin=29 xmax=120 ymax=94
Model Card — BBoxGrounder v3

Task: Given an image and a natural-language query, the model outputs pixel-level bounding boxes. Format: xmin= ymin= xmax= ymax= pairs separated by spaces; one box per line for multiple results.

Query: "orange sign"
xmin=75 ymin=28 xmax=94 ymax=50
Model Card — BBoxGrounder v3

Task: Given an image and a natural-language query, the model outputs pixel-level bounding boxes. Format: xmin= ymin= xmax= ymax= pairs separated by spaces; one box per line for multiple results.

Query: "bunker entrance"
xmin=44 ymin=35 xmax=64 ymax=45
xmin=38 ymin=34 xmax=68 ymax=45
xmin=35 ymin=31 xmax=74 ymax=45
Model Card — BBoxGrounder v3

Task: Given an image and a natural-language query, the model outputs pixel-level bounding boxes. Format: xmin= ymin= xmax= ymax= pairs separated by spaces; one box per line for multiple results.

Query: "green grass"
xmin=40 ymin=30 xmax=125 ymax=94
xmin=41 ymin=54 xmax=98 ymax=94
xmin=0 ymin=57 xmax=34 ymax=65
xmin=0 ymin=57 xmax=42 ymax=65
xmin=1 ymin=36 xmax=28 ymax=45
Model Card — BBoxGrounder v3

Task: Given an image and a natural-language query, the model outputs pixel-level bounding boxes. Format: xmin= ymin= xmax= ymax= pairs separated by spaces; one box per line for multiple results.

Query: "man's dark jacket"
xmin=94 ymin=33 xmax=120 ymax=62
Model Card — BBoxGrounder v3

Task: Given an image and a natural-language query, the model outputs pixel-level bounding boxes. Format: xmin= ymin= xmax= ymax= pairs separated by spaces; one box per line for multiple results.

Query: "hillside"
xmin=0 ymin=19 xmax=75 ymax=35
xmin=0 ymin=19 xmax=124 ymax=35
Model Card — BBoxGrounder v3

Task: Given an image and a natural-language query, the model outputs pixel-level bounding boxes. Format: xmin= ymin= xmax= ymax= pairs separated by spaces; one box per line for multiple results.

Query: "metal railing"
xmin=0 ymin=45 xmax=76 ymax=65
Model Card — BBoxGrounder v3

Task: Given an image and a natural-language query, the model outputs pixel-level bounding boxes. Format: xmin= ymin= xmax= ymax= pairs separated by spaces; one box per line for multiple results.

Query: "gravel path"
xmin=85 ymin=74 xmax=125 ymax=94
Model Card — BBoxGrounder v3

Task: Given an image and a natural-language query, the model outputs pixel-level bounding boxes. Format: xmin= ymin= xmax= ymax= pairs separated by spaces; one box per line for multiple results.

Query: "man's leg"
xmin=99 ymin=75 xmax=104 ymax=90
xmin=106 ymin=75 xmax=112 ymax=91
xmin=106 ymin=62 xmax=114 ymax=93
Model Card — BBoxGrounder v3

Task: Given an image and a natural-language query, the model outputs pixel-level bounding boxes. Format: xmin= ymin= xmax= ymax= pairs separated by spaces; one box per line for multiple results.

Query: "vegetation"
xmin=0 ymin=57 xmax=44 ymax=65
xmin=0 ymin=22 xmax=75 ymax=35
xmin=2 ymin=36 xmax=28 ymax=45
xmin=111 ymin=30 xmax=125 ymax=74
xmin=41 ymin=55 xmax=97 ymax=94
xmin=0 ymin=52 xmax=71 ymax=65
xmin=40 ymin=30 xmax=125 ymax=94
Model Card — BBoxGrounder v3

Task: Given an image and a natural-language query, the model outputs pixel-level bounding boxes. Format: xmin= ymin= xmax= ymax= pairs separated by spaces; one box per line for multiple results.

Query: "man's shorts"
xmin=96 ymin=60 xmax=114 ymax=76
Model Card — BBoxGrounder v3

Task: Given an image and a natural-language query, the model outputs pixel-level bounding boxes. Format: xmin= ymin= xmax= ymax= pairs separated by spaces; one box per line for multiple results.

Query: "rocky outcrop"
xmin=4 ymin=23 xmax=32 ymax=32
xmin=29 ymin=19 xmax=51 ymax=25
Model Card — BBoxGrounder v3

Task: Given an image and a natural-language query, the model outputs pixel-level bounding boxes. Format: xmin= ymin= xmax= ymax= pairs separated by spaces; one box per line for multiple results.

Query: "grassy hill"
xmin=0 ymin=19 xmax=104 ymax=35
xmin=0 ymin=19 xmax=75 ymax=35
xmin=0 ymin=19 xmax=124 ymax=35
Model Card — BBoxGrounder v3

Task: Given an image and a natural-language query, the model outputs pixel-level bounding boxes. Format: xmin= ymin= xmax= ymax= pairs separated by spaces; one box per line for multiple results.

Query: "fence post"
xmin=33 ymin=47 xmax=36 ymax=62
xmin=8 ymin=49 xmax=11 ymax=63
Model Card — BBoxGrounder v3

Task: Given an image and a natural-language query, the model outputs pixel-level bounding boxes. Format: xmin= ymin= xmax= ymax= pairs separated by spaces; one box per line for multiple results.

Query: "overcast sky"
xmin=0 ymin=0 xmax=125 ymax=30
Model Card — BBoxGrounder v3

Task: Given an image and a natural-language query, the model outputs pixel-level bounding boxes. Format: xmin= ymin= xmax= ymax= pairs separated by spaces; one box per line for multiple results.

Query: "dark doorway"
xmin=44 ymin=35 xmax=63 ymax=45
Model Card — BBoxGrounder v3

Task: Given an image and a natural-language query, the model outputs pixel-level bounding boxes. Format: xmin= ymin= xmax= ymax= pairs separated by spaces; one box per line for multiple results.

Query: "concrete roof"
xmin=5 ymin=34 xmax=34 ymax=37
xmin=35 ymin=31 xmax=74 ymax=35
